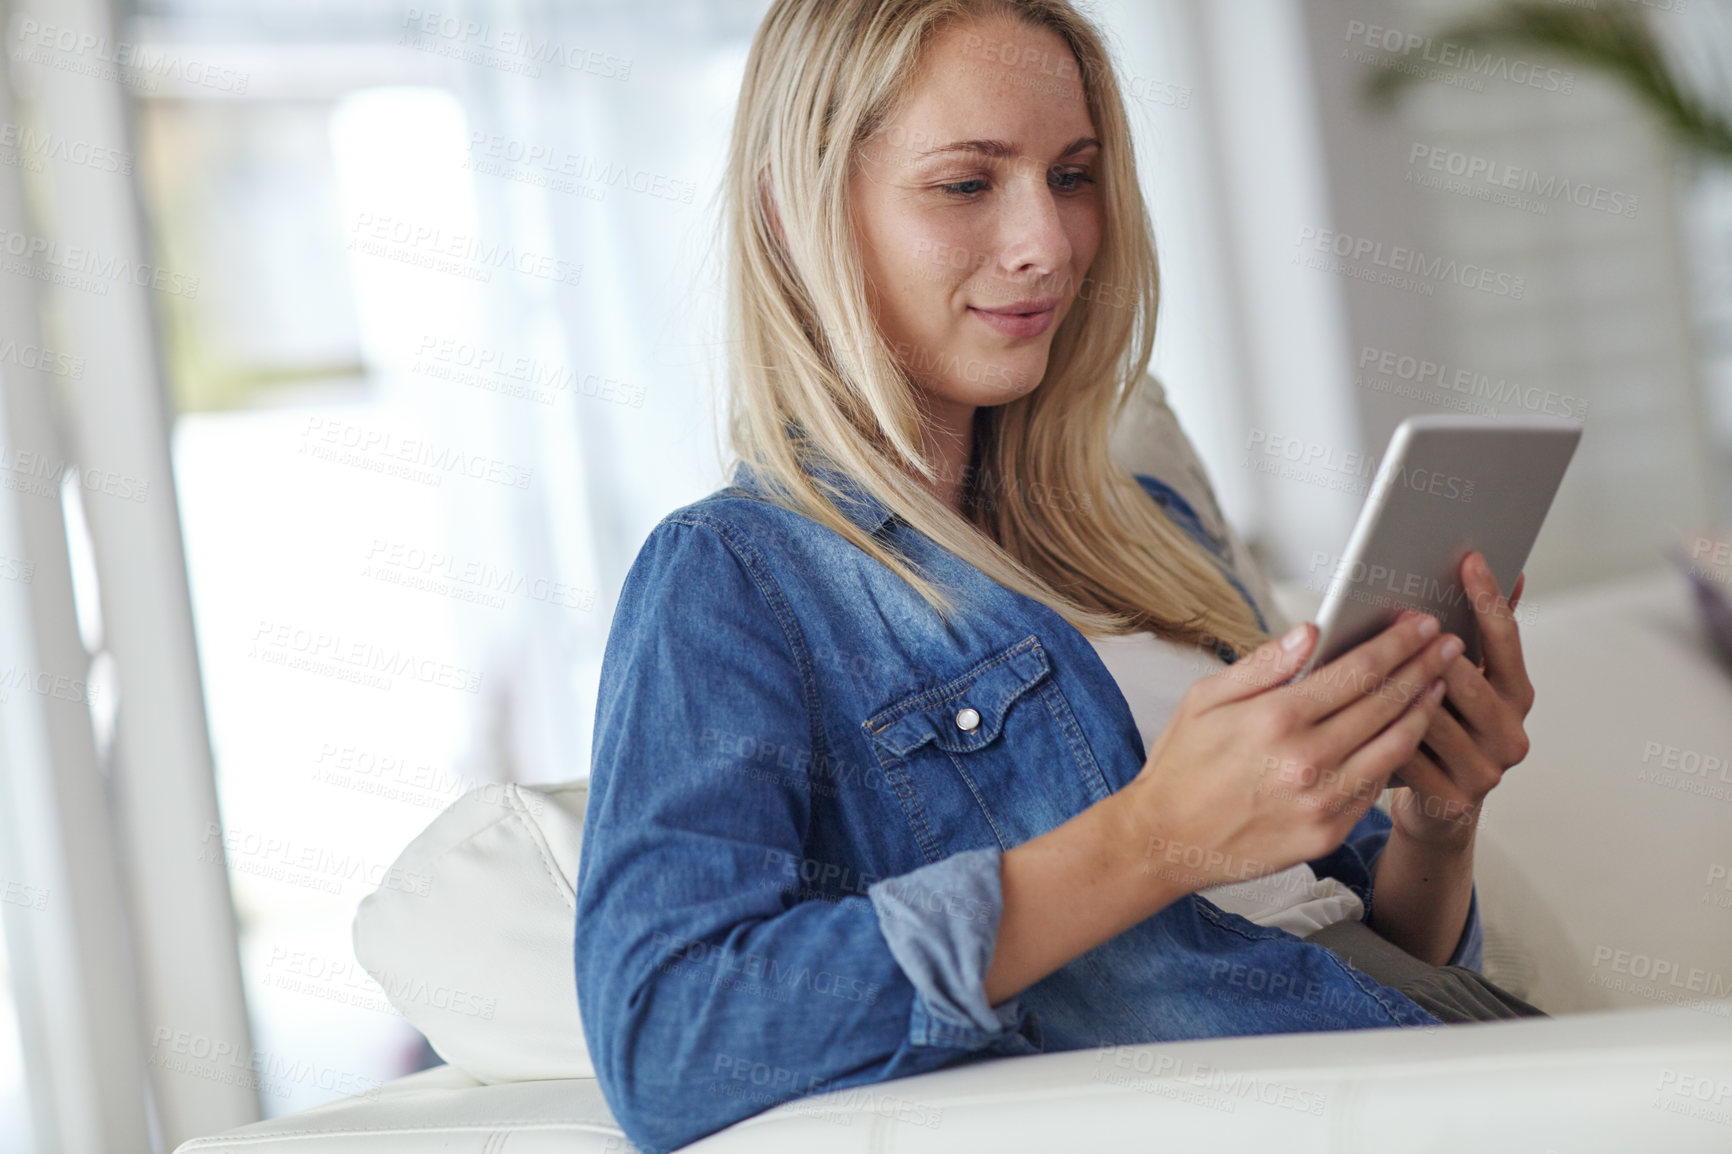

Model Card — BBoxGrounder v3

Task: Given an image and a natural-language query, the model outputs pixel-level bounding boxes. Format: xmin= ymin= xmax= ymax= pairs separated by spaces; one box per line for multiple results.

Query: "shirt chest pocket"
xmin=862 ymin=635 xmax=1114 ymax=862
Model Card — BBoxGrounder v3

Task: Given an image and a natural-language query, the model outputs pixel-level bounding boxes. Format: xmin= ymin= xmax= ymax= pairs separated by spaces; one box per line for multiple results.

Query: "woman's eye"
xmin=1052 ymin=169 xmax=1095 ymax=192
xmin=940 ymin=178 xmax=990 ymax=197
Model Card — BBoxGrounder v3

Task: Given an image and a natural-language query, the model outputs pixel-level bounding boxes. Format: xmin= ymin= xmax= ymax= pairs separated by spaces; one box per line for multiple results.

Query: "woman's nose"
xmin=995 ymin=169 xmax=1072 ymax=278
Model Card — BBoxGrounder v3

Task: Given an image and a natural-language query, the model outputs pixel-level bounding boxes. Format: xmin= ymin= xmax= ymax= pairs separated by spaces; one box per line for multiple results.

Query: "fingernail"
xmin=1441 ymin=635 xmax=1464 ymax=662
xmin=1429 ymin=679 xmax=1446 ymax=703
xmin=1415 ymin=614 xmax=1439 ymax=638
xmin=1281 ymin=623 xmax=1308 ymax=652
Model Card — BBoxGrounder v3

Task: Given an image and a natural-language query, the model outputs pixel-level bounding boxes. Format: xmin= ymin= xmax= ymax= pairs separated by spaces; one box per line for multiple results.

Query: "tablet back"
xmin=1299 ymin=415 xmax=1582 ymax=676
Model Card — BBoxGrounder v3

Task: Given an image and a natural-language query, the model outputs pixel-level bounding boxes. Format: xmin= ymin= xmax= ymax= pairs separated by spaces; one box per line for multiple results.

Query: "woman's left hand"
xmin=1386 ymin=550 xmax=1534 ymax=848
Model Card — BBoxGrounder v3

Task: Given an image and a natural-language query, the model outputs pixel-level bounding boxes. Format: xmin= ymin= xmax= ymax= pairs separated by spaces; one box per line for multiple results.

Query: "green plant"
xmin=1365 ymin=1 xmax=1732 ymax=162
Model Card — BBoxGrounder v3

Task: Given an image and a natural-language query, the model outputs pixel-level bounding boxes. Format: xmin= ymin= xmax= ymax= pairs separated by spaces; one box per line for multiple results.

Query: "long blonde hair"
xmin=724 ymin=0 xmax=1268 ymax=655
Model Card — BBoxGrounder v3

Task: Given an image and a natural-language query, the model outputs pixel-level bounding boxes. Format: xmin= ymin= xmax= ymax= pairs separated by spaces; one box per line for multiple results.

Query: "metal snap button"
xmin=954 ymin=706 xmax=980 ymax=732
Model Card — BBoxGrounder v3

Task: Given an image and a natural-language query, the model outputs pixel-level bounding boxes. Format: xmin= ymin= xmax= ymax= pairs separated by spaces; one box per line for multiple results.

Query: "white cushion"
xmin=350 ymin=781 xmax=592 ymax=1083
xmin=1111 ymin=373 xmax=1291 ymax=633
xmin=172 ymin=1006 xmax=1732 ymax=1153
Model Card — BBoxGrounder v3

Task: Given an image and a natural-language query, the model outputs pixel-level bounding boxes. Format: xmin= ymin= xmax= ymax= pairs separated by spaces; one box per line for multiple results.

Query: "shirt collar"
xmin=729 ymin=454 xmax=897 ymax=536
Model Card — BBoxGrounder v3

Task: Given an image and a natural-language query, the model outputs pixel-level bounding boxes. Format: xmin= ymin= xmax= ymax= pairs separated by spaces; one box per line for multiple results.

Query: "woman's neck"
xmin=916 ymin=395 xmax=978 ymax=518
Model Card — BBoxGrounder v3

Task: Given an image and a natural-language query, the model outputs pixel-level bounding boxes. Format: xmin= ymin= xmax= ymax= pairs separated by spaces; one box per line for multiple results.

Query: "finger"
xmin=1432 ymin=654 xmax=1520 ymax=751
xmin=1461 ymin=551 xmax=1531 ymax=707
xmin=1279 ymin=612 xmax=1441 ymax=722
xmin=1194 ymin=622 xmax=1315 ymax=708
xmin=1392 ymin=747 xmax=1481 ymax=832
xmin=1415 ymin=694 xmax=1505 ymax=793
xmin=1316 ymin=678 xmax=1446 ymax=816
xmin=1311 ymin=629 xmax=1464 ymax=762
xmin=1507 ymin=571 xmax=1525 ymax=614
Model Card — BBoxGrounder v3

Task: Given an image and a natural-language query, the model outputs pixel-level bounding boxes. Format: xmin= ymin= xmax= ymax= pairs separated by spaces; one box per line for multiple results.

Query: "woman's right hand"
xmin=1114 ymin=612 xmax=1463 ymax=896
xmin=982 ymin=611 xmax=1462 ymax=1005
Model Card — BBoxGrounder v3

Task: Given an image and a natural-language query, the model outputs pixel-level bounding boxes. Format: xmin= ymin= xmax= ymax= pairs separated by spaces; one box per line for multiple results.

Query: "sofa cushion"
xmin=351 ymin=781 xmax=591 ymax=1083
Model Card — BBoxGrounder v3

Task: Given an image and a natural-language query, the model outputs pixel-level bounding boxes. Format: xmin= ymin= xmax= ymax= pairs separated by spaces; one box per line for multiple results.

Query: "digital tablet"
xmin=1291 ymin=414 xmax=1583 ymax=682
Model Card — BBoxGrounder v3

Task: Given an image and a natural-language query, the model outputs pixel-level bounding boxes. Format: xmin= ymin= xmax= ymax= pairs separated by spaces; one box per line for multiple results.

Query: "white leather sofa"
xmin=174 ymin=383 xmax=1732 ymax=1152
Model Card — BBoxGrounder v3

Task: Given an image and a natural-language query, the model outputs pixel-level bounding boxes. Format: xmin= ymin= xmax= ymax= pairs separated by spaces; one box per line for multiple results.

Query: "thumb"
xmin=1195 ymin=622 xmax=1315 ymax=708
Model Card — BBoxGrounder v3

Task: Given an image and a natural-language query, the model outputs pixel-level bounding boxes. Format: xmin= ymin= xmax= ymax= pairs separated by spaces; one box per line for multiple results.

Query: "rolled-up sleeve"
xmin=868 ymin=847 xmax=1030 ymax=1048
xmin=575 ymin=517 xmax=1035 ymax=1154
xmin=1444 ymin=886 xmax=1485 ymax=972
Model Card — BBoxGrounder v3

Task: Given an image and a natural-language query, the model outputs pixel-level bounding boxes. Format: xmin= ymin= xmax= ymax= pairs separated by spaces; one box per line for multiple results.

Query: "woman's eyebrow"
xmin=915 ymin=135 xmax=1100 ymax=161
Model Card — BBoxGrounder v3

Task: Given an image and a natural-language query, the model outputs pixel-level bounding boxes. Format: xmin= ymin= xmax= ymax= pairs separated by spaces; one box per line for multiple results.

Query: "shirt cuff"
xmin=868 ymin=847 xmax=1028 ymax=1049
xmin=1445 ymin=884 xmax=1485 ymax=973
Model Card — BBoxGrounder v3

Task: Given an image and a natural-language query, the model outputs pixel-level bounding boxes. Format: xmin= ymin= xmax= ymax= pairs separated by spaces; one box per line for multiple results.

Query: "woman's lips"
xmin=968 ymin=300 xmax=1057 ymax=339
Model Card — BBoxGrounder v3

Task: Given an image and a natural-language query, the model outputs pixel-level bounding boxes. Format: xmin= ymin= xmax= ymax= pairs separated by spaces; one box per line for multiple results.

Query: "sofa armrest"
xmin=693 ymin=1006 xmax=1732 ymax=1152
xmin=174 ymin=1006 xmax=1732 ymax=1153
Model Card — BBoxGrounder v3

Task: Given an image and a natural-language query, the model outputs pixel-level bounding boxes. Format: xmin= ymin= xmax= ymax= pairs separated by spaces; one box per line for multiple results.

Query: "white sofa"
xmin=174 ymin=384 xmax=1732 ymax=1152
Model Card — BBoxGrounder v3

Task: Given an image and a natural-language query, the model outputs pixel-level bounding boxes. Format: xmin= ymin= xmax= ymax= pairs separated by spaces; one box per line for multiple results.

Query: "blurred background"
xmin=0 ymin=0 xmax=1727 ymax=1149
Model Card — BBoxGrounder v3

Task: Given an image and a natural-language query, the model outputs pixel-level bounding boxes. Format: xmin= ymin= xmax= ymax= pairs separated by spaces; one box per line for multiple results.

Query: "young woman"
xmin=575 ymin=2 xmax=1544 ymax=1150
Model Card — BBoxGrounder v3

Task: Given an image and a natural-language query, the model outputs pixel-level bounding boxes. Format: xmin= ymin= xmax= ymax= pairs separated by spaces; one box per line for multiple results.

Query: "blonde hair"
xmin=723 ymin=0 xmax=1268 ymax=655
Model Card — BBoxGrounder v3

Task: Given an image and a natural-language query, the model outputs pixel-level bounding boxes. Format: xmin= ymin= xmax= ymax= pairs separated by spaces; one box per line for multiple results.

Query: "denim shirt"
xmin=575 ymin=459 xmax=1483 ymax=1153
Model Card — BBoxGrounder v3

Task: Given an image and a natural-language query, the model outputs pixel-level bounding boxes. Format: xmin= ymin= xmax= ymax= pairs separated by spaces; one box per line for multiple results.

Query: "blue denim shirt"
xmin=575 ymin=459 xmax=1482 ymax=1153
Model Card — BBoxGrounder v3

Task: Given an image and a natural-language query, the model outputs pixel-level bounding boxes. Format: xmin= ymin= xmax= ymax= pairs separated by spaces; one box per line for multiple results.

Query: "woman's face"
xmin=850 ymin=15 xmax=1102 ymax=424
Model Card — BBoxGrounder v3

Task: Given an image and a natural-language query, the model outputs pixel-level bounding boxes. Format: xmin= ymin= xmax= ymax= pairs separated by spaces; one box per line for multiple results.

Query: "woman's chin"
xmin=971 ymin=362 xmax=1048 ymax=407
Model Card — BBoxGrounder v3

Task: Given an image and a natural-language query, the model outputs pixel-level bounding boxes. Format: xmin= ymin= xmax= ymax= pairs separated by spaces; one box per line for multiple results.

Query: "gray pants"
xmin=1303 ymin=917 xmax=1548 ymax=1023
